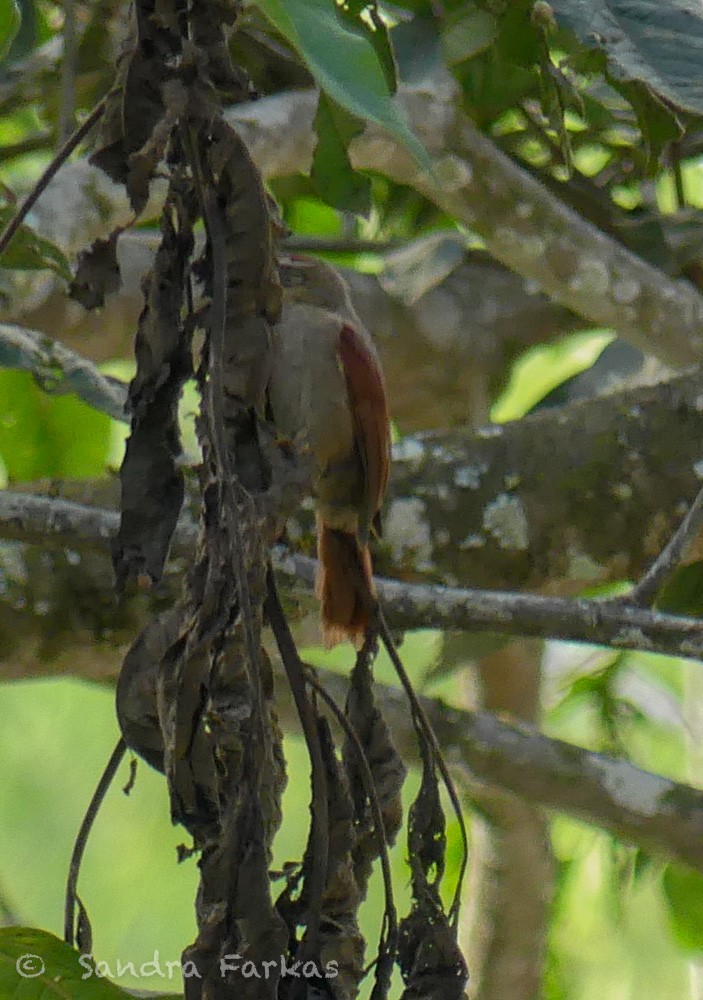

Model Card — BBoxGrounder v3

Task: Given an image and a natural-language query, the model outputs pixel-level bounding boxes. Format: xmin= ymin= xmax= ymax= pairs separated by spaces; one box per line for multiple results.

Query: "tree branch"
xmin=3 ymin=496 xmax=703 ymax=871
xmin=315 ymin=673 xmax=703 ymax=875
xmin=4 ymin=489 xmax=703 ymax=661
xmin=229 ymin=85 xmax=703 ymax=365
xmin=624 ymin=481 xmax=703 ymax=607
xmin=0 ymin=323 xmax=127 ymax=421
xmin=7 ymin=78 xmax=703 ymax=368
xmin=3 ymin=358 xmax=703 ymax=599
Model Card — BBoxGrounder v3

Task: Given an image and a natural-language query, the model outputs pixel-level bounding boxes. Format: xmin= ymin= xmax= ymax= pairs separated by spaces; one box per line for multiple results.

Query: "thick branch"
xmin=312 ymin=673 xmax=703 ymax=875
xmin=0 ymin=323 xmax=127 ymax=421
xmin=3 ymin=500 xmax=703 ymax=869
xmin=6 ymin=80 xmax=702 ymax=369
xmin=4 ymin=363 xmax=703 ymax=594
xmin=4 ymin=489 xmax=703 ymax=661
xmin=230 ymin=86 xmax=703 ymax=365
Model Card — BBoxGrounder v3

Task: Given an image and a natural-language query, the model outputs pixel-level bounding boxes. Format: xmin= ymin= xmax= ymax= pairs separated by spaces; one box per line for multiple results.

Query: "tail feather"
xmin=316 ymin=514 xmax=374 ymax=649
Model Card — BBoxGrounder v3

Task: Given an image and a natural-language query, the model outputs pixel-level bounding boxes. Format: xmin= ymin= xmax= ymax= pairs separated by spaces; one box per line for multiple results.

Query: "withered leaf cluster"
xmin=67 ymin=1 xmax=469 ymax=997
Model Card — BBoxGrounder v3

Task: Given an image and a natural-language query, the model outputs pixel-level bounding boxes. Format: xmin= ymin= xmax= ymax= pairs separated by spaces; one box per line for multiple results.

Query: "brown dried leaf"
xmin=68 ymin=232 xmax=121 ymax=311
xmin=113 ymin=190 xmax=194 ymax=589
xmin=343 ymin=656 xmax=406 ymax=896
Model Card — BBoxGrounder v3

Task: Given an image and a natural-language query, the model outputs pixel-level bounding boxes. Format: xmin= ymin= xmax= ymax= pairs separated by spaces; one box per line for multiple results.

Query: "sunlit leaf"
xmin=253 ymin=0 xmax=429 ymax=168
xmin=662 ymin=864 xmax=703 ymax=951
xmin=491 ymin=330 xmax=614 ymax=422
xmin=0 ymin=370 xmax=113 ymax=481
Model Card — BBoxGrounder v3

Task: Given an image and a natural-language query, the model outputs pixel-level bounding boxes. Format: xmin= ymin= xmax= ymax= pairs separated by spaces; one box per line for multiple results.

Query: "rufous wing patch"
xmin=337 ymin=323 xmax=391 ymax=540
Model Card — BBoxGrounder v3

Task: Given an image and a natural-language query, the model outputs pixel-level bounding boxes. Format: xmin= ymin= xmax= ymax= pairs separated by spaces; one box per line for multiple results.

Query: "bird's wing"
xmin=338 ymin=323 xmax=391 ymax=542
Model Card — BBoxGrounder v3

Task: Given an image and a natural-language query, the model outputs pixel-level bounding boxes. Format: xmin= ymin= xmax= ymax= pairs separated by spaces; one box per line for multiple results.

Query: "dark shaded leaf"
xmin=551 ymin=0 xmax=703 ymax=116
xmin=0 ymin=0 xmax=20 ymax=63
xmin=69 ymin=232 xmax=122 ymax=311
xmin=655 ymin=560 xmax=703 ymax=616
xmin=112 ymin=197 xmax=193 ymax=589
xmin=398 ymin=905 xmax=468 ymax=1000
xmin=90 ymin=7 xmax=179 ymax=201
xmin=343 ymin=656 xmax=406 ymax=895
xmin=311 ymin=93 xmax=372 ymax=215
xmin=397 ymin=725 xmax=467 ymax=999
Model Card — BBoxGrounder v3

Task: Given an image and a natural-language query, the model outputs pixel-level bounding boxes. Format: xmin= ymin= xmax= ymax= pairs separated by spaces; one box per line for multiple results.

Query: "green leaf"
xmin=253 ymin=0 xmax=429 ymax=168
xmin=441 ymin=4 xmax=498 ymax=66
xmin=311 ymin=93 xmax=372 ymax=214
xmin=662 ymin=864 xmax=703 ymax=951
xmin=551 ymin=0 xmax=703 ymax=118
xmin=338 ymin=0 xmax=396 ymax=95
xmin=0 ymin=207 xmax=71 ymax=280
xmin=0 ymin=369 xmax=114 ymax=481
xmin=0 ymin=927 xmax=181 ymax=998
xmin=0 ymin=0 xmax=20 ymax=63
xmin=655 ymin=560 xmax=703 ymax=616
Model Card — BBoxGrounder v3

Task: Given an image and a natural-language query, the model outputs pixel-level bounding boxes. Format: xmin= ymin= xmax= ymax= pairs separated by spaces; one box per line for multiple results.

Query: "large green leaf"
xmin=551 ymin=0 xmax=703 ymax=118
xmin=0 ymin=927 xmax=182 ymax=998
xmin=253 ymin=0 xmax=429 ymax=167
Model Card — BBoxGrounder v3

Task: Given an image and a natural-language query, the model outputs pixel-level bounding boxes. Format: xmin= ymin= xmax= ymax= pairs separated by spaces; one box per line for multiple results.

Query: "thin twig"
xmin=0 ymin=99 xmax=105 ymax=260
xmin=622 ymin=481 xmax=703 ymax=607
xmin=374 ymin=608 xmax=469 ymax=925
xmin=282 ymin=235 xmax=402 ymax=255
xmin=64 ymin=738 xmax=127 ymax=946
xmin=265 ymin=566 xmax=329 ymax=959
xmin=8 ymin=491 xmax=703 ymax=661
xmin=671 ymin=142 xmax=687 ymax=210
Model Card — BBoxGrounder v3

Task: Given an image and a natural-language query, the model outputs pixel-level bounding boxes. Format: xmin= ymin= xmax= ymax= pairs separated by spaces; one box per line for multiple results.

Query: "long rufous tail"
xmin=316 ymin=514 xmax=375 ymax=649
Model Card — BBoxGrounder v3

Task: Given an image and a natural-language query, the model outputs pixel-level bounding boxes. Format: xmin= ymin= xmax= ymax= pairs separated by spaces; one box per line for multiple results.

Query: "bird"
xmin=268 ymin=254 xmax=391 ymax=648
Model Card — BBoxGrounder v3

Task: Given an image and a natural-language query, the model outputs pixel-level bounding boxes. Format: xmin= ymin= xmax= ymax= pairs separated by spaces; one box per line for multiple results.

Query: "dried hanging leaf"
xmin=90 ymin=4 xmax=180 ymax=207
xmin=397 ymin=742 xmax=468 ymax=1000
xmin=343 ymin=655 xmax=406 ymax=896
xmin=112 ymin=187 xmax=194 ymax=589
xmin=69 ymin=231 xmax=122 ymax=310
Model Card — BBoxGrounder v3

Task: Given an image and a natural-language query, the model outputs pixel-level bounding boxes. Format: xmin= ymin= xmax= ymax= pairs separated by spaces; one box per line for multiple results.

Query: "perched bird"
xmin=268 ymin=255 xmax=391 ymax=648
